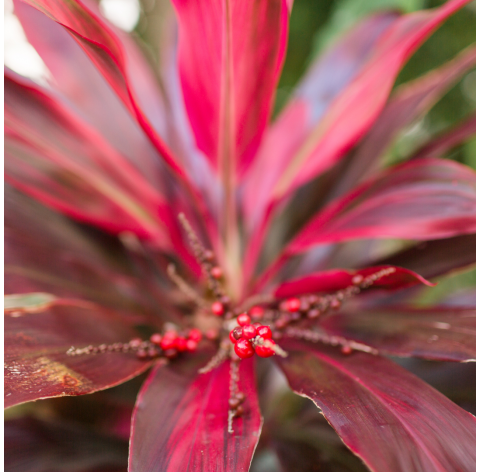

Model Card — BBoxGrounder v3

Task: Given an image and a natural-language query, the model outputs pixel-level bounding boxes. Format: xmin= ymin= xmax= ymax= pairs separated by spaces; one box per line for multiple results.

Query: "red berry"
xmin=286 ymin=298 xmax=301 ymax=312
xmin=256 ymin=326 xmax=272 ymax=339
xmin=210 ymin=266 xmax=223 ymax=279
xmin=330 ymin=298 xmax=341 ymax=310
xmin=188 ymin=328 xmax=202 ymax=342
xmin=341 ymin=345 xmax=353 ymax=355
xmin=229 ymin=330 xmax=238 ymax=343
xmin=252 ymin=322 xmax=262 ymax=330
xmin=186 ymin=339 xmax=198 ymax=352
xmin=211 ymin=301 xmax=224 ymax=316
xmin=150 ymin=333 xmax=162 ymax=345
xmin=160 ymin=335 xmax=177 ymax=350
xmin=237 ymin=313 xmax=251 ymax=326
xmin=234 ymin=339 xmax=255 ymax=359
xmin=249 ymin=306 xmax=265 ymax=320
xmin=255 ymin=342 xmax=275 ymax=358
xmin=175 ymin=337 xmax=187 ymax=352
xmin=242 ymin=325 xmax=257 ymax=339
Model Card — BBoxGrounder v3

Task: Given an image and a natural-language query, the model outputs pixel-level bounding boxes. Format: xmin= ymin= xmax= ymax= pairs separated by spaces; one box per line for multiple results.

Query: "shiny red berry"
xmin=175 ymin=337 xmax=187 ymax=352
xmin=211 ymin=301 xmax=224 ymax=316
xmin=341 ymin=345 xmax=353 ymax=355
xmin=210 ymin=266 xmax=223 ymax=279
xmin=286 ymin=298 xmax=301 ymax=312
xmin=234 ymin=339 xmax=255 ymax=359
xmin=186 ymin=339 xmax=198 ymax=352
xmin=242 ymin=325 xmax=257 ymax=339
xmin=256 ymin=326 xmax=272 ymax=339
xmin=249 ymin=306 xmax=265 ymax=320
xmin=149 ymin=333 xmax=162 ymax=345
xmin=160 ymin=335 xmax=177 ymax=350
xmin=255 ymin=343 xmax=275 ymax=358
xmin=229 ymin=330 xmax=238 ymax=343
xmin=188 ymin=328 xmax=202 ymax=342
xmin=237 ymin=313 xmax=251 ymax=326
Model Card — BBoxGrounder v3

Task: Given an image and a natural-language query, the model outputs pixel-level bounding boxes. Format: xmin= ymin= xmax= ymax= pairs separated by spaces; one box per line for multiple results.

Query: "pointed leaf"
xmin=277 ymin=341 xmax=475 ymax=472
xmin=5 ymin=416 xmax=128 ymax=472
xmin=129 ymin=356 xmax=262 ymax=471
xmin=5 ymin=69 xmax=174 ymax=246
xmin=274 ymin=265 xmax=433 ymax=299
xmin=13 ymin=0 xmax=167 ymax=189
xmin=285 ymin=158 xmax=475 ymax=256
xmin=333 ymin=45 xmax=476 ymax=196
xmin=320 ymin=306 xmax=475 ymax=361
xmin=172 ymin=0 xmax=289 ymax=174
xmin=242 ymin=11 xmax=399 ymax=224
xmin=373 ymin=234 xmax=475 ymax=279
xmin=17 ymin=0 xmax=189 ymax=185
xmin=5 ymin=300 xmax=152 ymax=408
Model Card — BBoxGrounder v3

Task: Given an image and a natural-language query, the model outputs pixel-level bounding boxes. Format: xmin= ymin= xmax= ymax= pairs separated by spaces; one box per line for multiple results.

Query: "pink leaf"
xmin=321 ymin=306 xmax=475 ymax=361
xmin=13 ymin=0 xmax=167 ymax=189
xmin=277 ymin=341 xmax=475 ymax=472
xmin=172 ymin=0 xmax=289 ymax=175
xmin=285 ymin=158 xmax=475 ymax=256
xmin=332 ymin=44 xmax=476 ymax=197
xmin=129 ymin=357 xmax=262 ymax=471
xmin=5 ymin=300 xmax=152 ymax=408
xmin=274 ymin=265 xmax=433 ymax=299
xmin=242 ymin=11 xmax=399 ymax=225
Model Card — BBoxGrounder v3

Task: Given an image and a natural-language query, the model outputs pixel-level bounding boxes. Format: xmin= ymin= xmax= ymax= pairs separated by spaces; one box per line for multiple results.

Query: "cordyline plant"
xmin=4 ymin=0 xmax=476 ymax=470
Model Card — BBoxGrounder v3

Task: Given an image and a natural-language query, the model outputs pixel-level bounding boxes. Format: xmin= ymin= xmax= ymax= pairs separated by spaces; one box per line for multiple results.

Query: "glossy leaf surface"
xmin=333 ymin=45 xmax=476 ymax=196
xmin=274 ymin=265 xmax=433 ymax=299
xmin=172 ymin=0 xmax=288 ymax=174
xmin=285 ymin=158 xmax=475 ymax=255
xmin=277 ymin=341 xmax=476 ymax=472
xmin=5 ymin=300 xmax=151 ymax=408
xmin=129 ymin=357 xmax=262 ymax=472
xmin=321 ymin=306 xmax=475 ymax=361
xmin=5 ymin=416 xmax=128 ymax=472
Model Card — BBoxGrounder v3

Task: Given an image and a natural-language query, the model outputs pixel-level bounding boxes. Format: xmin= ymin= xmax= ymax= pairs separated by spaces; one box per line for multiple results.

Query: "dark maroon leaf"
xmin=332 ymin=45 xmax=475 ymax=197
xmin=5 ymin=186 xmax=156 ymax=313
xmin=274 ymin=265 xmax=433 ymax=299
xmin=276 ymin=341 xmax=475 ymax=472
xmin=129 ymin=356 xmax=262 ymax=471
xmin=320 ymin=306 xmax=475 ymax=361
xmin=5 ymin=416 xmax=128 ymax=472
xmin=285 ymin=158 xmax=475 ymax=255
xmin=372 ymin=234 xmax=475 ymax=279
xmin=5 ymin=300 xmax=152 ymax=408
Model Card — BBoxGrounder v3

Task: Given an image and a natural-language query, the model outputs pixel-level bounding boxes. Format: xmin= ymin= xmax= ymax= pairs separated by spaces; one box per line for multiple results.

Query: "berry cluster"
xmin=147 ymin=328 xmax=202 ymax=359
xmin=229 ymin=313 xmax=278 ymax=359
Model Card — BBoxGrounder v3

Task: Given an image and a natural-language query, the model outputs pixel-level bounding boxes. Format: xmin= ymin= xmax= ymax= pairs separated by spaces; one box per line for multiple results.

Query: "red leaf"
xmin=13 ymin=0 xmax=167 ymax=189
xmin=5 ymin=300 xmax=152 ymax=408
xmin=411 ymin=114 xmax=476 ymax=161
xmin=16 ymin=0 xmax=201 ymax=195
xmin=274 ymin=265 xmax=433 ymax=299
xmin=285 ymin=158 xmax=475 ymax=256
xmin=242 ymin=11 xmax=399 ymax=225
xmin=277 ymin=341 xmax=475 ymax=472
xmin=5 ymin=69 xmax=176 ymax=245
xmin=172 ymin=0 xmax=289 ymax=175
xmin=129 ymin=357 xmax=262 ymax=471
xmin=5 ymin=187 xmax=155 ymax=312
xmin=373 ymin=234 xmax=476 ymax=280
xmin=5 ymin=416 xmax=128 ymax=472
xmin=332 ymin=45 xmax=476 ymax=197
xmin=320 ymin=306 xmax=475 ymax=361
